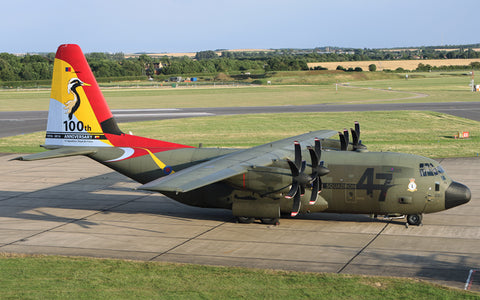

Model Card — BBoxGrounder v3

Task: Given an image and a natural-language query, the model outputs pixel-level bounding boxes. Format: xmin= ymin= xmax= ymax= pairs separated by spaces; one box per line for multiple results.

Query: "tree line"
xmin=1 ymin=46 xmax=480 ymax=84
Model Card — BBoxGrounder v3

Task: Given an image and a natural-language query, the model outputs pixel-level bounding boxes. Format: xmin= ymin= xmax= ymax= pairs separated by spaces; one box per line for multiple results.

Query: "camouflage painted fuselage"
xmin=87 ymin=142 xmax=467 ymax=219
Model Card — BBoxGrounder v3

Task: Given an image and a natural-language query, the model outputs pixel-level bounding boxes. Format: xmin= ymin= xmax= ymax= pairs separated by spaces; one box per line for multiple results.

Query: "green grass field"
xmin=0 ymin=85 xmax=414 ymax=111
xmin=351 ymin=73 xmax=480 ymax=102
xmin=1 ymin=71 xmax=479 ymax=111
xmin=0 ymin=254 xmax=477 ymax=299
xmin=2 ymin=111 xmax=479 ymax=158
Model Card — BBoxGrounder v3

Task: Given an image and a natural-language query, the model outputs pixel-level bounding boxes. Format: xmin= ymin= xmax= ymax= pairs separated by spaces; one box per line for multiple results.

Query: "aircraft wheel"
xmin=260 ymin=218 xmax=279 ymax=225
xmin=406 ymin=214 xmax=422 ymax=226
xmin=236 ymin=216 xmax=255 ymax=224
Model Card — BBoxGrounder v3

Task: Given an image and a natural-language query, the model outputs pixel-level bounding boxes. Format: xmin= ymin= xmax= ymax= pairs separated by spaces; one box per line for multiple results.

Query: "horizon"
xmin=10 ymin=43 xmax=480 ymax=56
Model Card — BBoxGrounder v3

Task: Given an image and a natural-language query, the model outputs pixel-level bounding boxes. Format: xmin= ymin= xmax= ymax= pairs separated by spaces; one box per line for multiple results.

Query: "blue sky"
xmin=2 ymin=0 xmax=478 ymax=53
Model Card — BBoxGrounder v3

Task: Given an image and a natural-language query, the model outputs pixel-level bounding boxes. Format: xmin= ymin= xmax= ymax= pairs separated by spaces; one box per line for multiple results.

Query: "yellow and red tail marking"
xmin=46 ymin=44 xmax=193 ymax=155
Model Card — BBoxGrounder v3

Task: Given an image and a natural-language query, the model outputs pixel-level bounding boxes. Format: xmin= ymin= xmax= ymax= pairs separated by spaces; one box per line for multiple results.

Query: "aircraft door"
xmin=345 ymin=182 xmax=357 ymax=204
xmin=343 ymin=166 xmax=378 ymax=212
xmin=422 ymin=181 xmax=443 ymax=213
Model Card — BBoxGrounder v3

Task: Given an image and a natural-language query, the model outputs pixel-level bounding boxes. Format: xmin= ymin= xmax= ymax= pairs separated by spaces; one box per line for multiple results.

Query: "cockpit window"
xmin=419 ymin=163 xmax=444 ymax=177
xmin=436 ymin=165 xmax=445 ymax=174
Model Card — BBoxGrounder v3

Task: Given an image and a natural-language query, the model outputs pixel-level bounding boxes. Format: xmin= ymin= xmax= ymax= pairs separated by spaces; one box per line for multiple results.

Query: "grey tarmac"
xmin=1 ymin=101 xmax=480 ymax=137
xmin=1 ymin=153 xmax=479 ymax=291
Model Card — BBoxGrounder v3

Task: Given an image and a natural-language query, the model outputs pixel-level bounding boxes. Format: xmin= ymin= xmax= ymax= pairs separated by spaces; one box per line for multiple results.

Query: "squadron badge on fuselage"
xmin=408 ymin=178 xmax=417 ymax=192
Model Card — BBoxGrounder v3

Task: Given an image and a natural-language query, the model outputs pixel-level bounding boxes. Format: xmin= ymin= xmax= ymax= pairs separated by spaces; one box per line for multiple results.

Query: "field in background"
xmin=2 ymin=111 xmax=479 ymax=158
xmin=1 ymin=71 xmax=480 ymax=112
xmin=0 ymin=85 xmax=414 ymax=111
xmin=308 ymin=58 xmax=480 ymax=71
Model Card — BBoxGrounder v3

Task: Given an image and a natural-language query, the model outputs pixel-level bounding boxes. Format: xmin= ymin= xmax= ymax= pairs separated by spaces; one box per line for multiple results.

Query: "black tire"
xmin=260 ymin=218 xmax=279 ymax=225
xmin=406 ymin=214 xmax=422 ymax=226
xmin=236 ymin=216 xmax=255 ymax=224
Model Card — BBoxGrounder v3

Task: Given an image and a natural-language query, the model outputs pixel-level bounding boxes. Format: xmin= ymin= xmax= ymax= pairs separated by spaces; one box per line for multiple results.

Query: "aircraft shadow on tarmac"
xmin=0 ymin=171 xmax=233 ymax=226
xmin=1 ymin=170 xmax=407 ymax=226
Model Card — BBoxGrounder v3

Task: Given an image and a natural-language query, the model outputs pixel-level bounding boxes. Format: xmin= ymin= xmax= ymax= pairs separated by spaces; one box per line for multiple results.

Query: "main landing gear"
xmin=235 ymin=216 xmax=280 ymax=225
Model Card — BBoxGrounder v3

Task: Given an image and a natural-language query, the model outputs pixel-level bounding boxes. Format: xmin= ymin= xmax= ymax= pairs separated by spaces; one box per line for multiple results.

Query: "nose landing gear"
xmin=406 ymin=214 xmax=423 ymax=228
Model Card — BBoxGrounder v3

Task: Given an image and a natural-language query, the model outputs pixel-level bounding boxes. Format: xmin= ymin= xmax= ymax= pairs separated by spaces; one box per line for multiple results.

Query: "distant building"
xmin=169 ymin=77 xmax=182 ymax=82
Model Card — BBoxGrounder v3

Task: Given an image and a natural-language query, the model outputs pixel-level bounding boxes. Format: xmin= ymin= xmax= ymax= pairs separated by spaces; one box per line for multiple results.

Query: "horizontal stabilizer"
xmin=11 ymin=147 xmax=97 ymax=161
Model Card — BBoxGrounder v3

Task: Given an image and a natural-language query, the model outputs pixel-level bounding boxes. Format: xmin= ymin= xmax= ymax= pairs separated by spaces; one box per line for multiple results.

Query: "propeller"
xmin=285 ymin=139 xmax=330 ymax=217
xmin=339 ymin=122 xmax=366 ymax=151
xmin=285 ymin=141 xmax=310 ymax=217
xmin=307 ymin=138 xmax=330 ymax=204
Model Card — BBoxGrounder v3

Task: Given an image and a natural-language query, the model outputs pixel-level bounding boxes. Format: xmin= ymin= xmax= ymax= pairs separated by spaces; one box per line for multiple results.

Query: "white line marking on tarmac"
xmin=465 ymin=269 xmax=478 ymax=290
xmin=114 ymin=112 xmax=215 ymax=118
xmin=112 ymin=109 xmax=180 ymax=112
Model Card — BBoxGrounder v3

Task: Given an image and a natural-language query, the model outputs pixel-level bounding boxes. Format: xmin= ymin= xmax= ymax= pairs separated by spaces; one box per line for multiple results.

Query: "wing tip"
xmin=9 ymin=156 xmax=25 ymax=161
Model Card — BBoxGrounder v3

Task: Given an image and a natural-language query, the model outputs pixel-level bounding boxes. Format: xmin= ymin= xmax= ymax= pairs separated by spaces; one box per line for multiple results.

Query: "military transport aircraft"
xmin=14 ymin=44 xmax=471 ymax=226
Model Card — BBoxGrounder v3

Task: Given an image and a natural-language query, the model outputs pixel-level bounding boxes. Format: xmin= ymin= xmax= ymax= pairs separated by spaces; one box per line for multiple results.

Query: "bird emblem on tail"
xmin=64 ymin=78 xmax=90 ymax=120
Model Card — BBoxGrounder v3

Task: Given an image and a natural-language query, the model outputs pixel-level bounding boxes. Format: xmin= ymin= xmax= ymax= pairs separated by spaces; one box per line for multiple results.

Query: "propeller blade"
xmin=294 ymin=141 xmax=301 ymax=170
xmin=300 ymin=160 xmax=306 ymax=173
xmin=308 ymin=147 xmax=318 ymax=168
xmin=355 ymin=121 xmax=360 ymax=140
xmin=351 ymin=127 xmax=359 ymax=148
xmin=343 ymin=129 xmax=349 ymax=147
xmin=285 ymin=181 xmax=299 ymax=199
xmin=286 ymin=159 xmax=299 ymax=177
xmin=300 ymin=185 xmax=305 ymax=196
xmin=309 ymin=138 xmax=322 ymax=167
xmin=339 ymin=132 xmax=347 ymax=151
xmin=309 ymin=177 xmax=319 ymax=204
xmin=291 ymin=192 xmax=301 ymax=217
xmin=315 ymin=138 xmax=321 ymax=161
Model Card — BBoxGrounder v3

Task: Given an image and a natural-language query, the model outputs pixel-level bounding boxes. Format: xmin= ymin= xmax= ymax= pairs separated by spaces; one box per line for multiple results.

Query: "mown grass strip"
xmin=0 ymin=254 xmax=477 ymax=299
xmin=2 ymin=111 xmax=478 ymax=158
xmin=2 ymin=71 xmax=479 ymax=112
xmin=0 ymin=85 xmax=411 ymax=111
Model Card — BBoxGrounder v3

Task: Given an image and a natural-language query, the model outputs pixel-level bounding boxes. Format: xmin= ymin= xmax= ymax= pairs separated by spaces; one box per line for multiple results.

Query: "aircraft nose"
xmin=445 ymin=181 xmax=471 ymax=209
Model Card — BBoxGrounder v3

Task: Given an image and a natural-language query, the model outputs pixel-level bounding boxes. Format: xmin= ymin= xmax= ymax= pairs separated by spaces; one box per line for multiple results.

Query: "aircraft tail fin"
xmin=45 ymin=44 xmax=191 ymax=150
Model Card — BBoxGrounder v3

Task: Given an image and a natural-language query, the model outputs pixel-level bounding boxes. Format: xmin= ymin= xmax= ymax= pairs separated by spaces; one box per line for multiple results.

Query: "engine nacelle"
xmin=226 ymin=166 xmax=292 ymax=195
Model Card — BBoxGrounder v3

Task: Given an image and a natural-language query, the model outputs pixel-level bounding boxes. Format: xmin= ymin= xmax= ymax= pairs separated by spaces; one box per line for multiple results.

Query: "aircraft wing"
xmin=139 ymin=130 xmax=337 ymax=193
